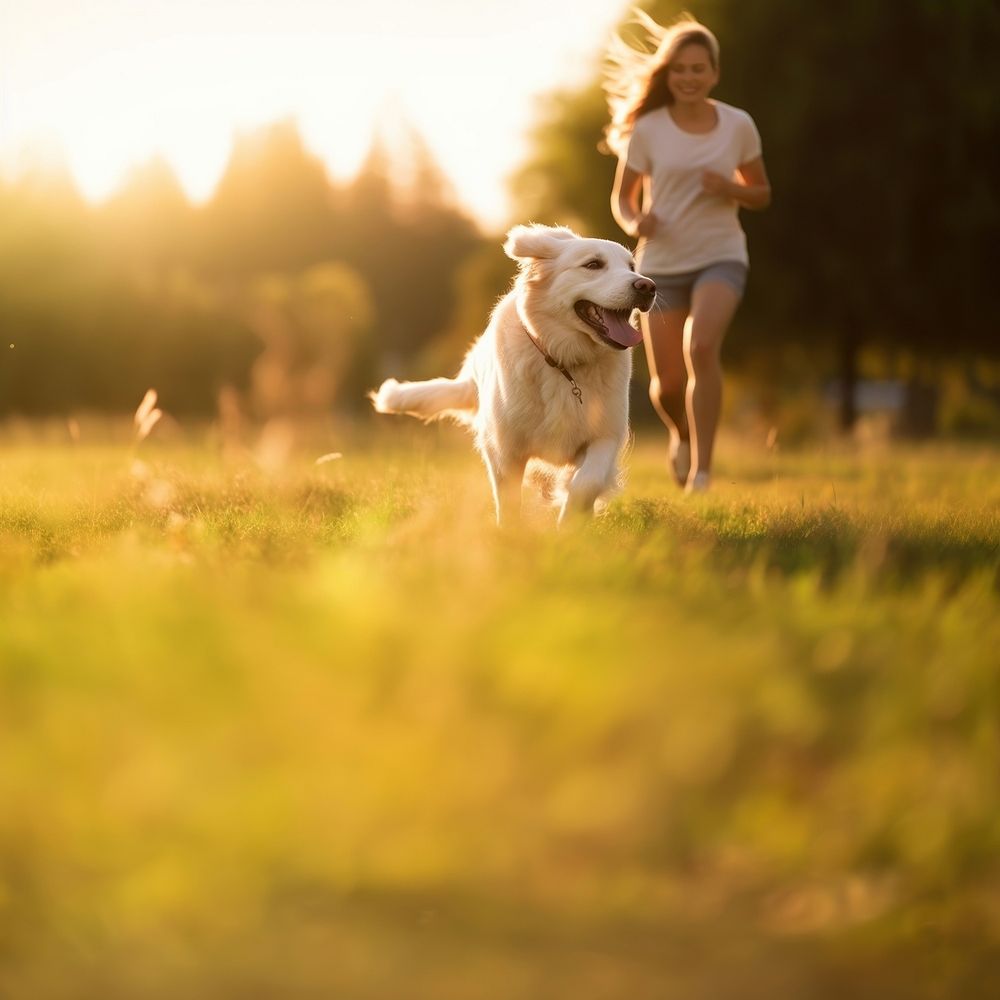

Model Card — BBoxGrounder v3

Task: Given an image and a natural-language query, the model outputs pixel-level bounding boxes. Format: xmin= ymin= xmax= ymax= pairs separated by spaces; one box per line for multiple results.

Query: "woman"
xmin=605 ymin=13 xmax=771 ymax=492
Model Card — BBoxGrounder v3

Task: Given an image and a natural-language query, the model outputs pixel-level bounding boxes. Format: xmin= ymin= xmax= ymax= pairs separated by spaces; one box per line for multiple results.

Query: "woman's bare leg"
xmin=642 ymin=307 xmax=690 ymax=481
xmin=683 ymin=282 xmax=742 ymax=484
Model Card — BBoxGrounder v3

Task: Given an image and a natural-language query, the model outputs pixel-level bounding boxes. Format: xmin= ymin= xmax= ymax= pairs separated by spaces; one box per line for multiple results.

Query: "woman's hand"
xmin=701 ymin=170 xmax=735 ymax=198
xmin=612 ymin=162 xmax=659 ymax=239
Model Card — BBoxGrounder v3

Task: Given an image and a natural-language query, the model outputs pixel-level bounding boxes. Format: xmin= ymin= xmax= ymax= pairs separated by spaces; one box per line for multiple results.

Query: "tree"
xmin=0 ymin=115 xmax=484 ymax=417
xmin=200 ymin=120 xmax=340 ymax=275
xmin=99 ymin=157 xmax=196 ymax=271
xmin=510 ymin=84 xmax=619 ymax=239
xmin=335 ymin=118 xmax=482 ymax=373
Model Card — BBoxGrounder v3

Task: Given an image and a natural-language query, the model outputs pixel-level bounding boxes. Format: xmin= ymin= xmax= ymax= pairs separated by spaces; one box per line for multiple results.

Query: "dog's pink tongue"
xmin=601 ymin=308 xmax=644 ymax=348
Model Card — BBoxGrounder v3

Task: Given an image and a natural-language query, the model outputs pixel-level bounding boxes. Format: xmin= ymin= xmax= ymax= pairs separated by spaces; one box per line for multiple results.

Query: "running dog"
xmin=370 ymin=224 xmax=656 ymax=525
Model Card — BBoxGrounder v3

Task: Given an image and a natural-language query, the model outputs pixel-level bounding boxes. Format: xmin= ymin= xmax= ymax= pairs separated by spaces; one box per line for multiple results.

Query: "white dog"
xmin=370 ymin=224 xmax=656 ymax=525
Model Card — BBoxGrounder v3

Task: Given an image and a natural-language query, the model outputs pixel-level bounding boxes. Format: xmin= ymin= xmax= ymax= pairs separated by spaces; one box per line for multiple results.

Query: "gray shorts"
xmin=646 ymin=261 xmax=748 ymax=312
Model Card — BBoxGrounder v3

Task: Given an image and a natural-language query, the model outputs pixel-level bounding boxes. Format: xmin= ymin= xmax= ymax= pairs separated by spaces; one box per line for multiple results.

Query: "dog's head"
xmin=503 ymin=224 xmax=656 ymax=359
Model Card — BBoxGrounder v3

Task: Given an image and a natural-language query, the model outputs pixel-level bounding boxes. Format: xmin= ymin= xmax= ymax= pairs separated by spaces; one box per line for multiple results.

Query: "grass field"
xmin=1 ymin=422 xmax=998 ymax=999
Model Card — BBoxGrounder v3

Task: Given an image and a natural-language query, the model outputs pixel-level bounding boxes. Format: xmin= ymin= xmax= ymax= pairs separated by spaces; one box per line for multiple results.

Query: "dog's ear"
xmin=503 ymin=224 xmax=578 ymax=263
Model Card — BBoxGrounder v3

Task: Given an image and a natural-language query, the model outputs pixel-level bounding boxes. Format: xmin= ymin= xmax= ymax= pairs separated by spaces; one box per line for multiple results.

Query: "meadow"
xmin=1 ymin=421 xmax=998 ymax=999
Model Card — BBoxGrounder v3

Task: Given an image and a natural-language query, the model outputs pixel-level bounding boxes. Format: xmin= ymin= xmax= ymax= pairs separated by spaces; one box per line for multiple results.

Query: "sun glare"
xmin=1 ymin=0 xmax=626 ymax=226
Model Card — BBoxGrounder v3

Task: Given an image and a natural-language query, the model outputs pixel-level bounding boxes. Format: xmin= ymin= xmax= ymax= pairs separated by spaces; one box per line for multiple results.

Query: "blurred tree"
xmin=0 ymin=163 xmax=258 ymax=417
xmin=335 ymin=119 xmax=482 ymax=376
xmin=715 ymin=0 xmax=1000 ymax=429
xmin=199 ymin=119 xmax=340 ymax=275
xmin=0 ymin=158 xmax=92 ymax=281
xmin=511 ymin=83 xmax=618 ymax=239
xmin=0 ymin=114 xmax=483 ymax=418
xmin=509 ymin=0 xmax=1000 ymax=430
xmin=417 ymin=240 xmax=517 ymax=377
xmin=99 ymin=157 xmax=196 ymax=271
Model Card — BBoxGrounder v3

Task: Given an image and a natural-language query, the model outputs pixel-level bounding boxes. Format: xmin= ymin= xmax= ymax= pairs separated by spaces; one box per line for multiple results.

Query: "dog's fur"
xmin=370 ymin=224 xmax=656 ymax=525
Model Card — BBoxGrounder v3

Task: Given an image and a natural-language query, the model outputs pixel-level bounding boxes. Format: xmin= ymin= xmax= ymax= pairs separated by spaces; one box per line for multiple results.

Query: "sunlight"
xmin=0 ymin=0 xmax=625 ymax=226
xmin=2 ymin=18 xmax=385 ymax=203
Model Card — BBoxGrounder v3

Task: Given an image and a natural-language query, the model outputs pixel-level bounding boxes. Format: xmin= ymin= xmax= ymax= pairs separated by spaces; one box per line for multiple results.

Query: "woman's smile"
xmin=667 ymin=42 xmax=718 ymax=103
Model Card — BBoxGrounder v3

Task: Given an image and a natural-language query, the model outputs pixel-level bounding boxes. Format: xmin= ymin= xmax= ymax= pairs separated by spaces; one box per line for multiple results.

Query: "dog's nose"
xmin=633 ymin=277 xmax=656 ymax=296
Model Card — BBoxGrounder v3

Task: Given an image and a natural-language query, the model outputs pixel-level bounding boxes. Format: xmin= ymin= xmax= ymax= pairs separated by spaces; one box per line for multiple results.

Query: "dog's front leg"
xmin=483 ymin=450 xmax=526 ymax=527
xmin=559 ymin=438 xmax=620 ymax=525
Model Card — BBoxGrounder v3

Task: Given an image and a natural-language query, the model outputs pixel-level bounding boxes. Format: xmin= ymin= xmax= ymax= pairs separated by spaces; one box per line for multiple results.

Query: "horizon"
xmin=1 ymin=109 xmax=509 ymax=231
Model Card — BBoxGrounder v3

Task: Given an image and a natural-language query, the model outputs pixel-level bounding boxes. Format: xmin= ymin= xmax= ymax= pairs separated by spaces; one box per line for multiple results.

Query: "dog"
xmin=370 ymin=224 xmax=656 ymax=525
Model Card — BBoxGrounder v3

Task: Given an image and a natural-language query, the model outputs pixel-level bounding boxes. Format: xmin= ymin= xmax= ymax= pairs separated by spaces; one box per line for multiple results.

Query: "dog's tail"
xmin=369 ymin=376 xmax=477 ymax=424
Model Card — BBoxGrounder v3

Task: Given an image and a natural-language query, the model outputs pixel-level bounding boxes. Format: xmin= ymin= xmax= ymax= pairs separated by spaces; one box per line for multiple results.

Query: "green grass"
xmin=1 ymin=425 xmax=998 ymax=999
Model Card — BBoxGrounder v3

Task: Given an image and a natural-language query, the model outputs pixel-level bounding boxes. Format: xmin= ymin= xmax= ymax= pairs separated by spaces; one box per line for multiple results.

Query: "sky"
xmin=0 ymin=0 xmax=628 ymax=227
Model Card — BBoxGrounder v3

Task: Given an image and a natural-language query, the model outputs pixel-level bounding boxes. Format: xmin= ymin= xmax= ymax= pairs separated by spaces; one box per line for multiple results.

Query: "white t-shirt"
xmin=625 ymin=100 xmax=762 ymax=274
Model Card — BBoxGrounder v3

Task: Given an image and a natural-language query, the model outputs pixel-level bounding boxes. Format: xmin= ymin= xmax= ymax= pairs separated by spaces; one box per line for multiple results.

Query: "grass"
xmin=1 ymin=422 xmax=998 ymax=998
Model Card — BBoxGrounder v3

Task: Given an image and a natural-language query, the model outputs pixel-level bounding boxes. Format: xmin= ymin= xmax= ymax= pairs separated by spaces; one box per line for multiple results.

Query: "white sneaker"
xmin=685 ymin=470 xmax=711 ymax=494
xmin=669 ymin=439 xmax=691 ymax=486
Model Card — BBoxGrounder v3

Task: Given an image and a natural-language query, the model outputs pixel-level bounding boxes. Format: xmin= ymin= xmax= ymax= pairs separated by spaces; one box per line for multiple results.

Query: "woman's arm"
xmin=611 ymin=160 xmax=658 ymax=237
xmin=702 ymin=156 xmax=772 ymax=210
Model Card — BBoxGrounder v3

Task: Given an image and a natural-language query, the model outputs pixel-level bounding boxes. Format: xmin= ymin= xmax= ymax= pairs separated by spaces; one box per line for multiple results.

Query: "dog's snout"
xmin=632 ymin=276 xmax=656 ymax=311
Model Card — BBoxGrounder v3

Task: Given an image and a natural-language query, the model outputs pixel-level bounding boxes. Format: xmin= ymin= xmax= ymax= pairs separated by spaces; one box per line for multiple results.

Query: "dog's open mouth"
xmin=574 ymin=301 xmax=644 ymax=350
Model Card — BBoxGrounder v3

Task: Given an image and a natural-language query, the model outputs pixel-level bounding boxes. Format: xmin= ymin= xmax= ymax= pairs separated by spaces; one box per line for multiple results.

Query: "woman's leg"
xmin=683 ymin=281 xmax=742 ymax=485
xmin=642 ymin=306 xmax=690 ymax=480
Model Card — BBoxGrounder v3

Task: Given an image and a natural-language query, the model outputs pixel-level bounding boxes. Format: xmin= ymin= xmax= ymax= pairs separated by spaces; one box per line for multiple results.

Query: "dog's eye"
xmin=582 ymin=259 xmax=605 ymax=270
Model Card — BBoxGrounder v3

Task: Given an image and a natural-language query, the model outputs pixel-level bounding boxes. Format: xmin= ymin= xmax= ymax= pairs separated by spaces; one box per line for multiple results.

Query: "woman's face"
xmin=666 ymin=42 xmax=718 ymax=105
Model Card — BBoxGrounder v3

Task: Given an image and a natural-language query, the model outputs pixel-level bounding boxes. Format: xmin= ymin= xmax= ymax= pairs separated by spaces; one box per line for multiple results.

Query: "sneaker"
xmin=685 ymin=470 xmax=711 ymax=494
xmin=669 ymin=439 xmax=691 ymax=486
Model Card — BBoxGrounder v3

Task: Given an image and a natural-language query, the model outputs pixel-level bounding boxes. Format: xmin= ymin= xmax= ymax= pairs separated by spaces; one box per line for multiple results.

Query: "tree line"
xmin=0 ymin=119 xmax=482 ymax=419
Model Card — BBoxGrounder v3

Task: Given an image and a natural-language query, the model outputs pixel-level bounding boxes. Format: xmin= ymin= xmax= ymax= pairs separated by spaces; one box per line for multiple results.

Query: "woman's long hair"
xmin=603 ymin=10 xmax=720 ymax=156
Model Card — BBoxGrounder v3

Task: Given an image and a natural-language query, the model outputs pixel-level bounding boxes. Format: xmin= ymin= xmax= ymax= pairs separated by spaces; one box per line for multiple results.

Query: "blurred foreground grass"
xmin=1 ymin=425 xmax=998 ymax=999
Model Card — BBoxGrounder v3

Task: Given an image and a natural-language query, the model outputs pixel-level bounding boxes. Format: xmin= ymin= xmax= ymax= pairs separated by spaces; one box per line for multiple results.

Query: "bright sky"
xmin=0 ymin=0 xmax=627 ymax=227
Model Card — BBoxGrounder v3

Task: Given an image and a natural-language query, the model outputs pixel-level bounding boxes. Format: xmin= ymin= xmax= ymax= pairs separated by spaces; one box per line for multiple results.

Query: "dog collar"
xmin=521 ymin=324 xmax=583 ymax=405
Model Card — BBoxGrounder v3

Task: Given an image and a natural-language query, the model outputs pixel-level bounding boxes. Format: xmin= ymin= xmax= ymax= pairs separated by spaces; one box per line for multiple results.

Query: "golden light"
xmin=0 ymin=0 xmax=626 ymax=226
